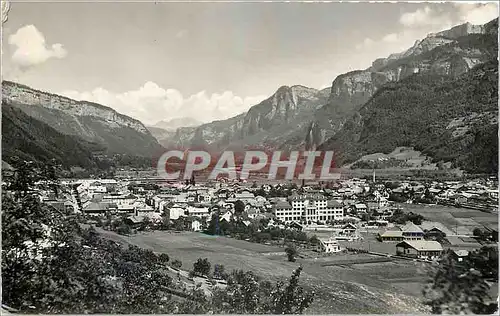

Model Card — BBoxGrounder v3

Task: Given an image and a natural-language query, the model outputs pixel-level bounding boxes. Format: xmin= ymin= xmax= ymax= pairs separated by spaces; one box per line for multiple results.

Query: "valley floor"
xmin=97 ymin=229 xmax=430 ymax=314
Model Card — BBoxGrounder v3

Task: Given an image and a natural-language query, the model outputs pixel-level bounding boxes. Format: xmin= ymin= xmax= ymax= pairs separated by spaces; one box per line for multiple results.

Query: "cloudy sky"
xmin=2 ymin=1 xmax=498 ymax=125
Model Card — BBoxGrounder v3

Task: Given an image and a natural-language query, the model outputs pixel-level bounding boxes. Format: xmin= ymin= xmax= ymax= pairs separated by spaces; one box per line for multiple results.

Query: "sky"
xmin=1 ymin=1 xmax=498 ymax=126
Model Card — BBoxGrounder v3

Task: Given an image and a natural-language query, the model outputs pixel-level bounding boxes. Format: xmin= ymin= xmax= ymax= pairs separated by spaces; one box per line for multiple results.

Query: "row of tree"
xmin=205 ymin=215 xmax=321 ymax=247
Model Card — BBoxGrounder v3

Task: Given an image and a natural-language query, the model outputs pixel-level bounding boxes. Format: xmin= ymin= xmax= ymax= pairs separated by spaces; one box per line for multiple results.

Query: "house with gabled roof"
xmin=396 ymin=240 xmax=443 ymax=259
xmin=401 ymin=222 xmax=424 ymax=240
xmin=451 ymin=250 xmax=469 ymax=262
xmin=341 ymin=223 xmax=357 ymax=235
xmin=378 ymin=229 xmax=404 ymax=242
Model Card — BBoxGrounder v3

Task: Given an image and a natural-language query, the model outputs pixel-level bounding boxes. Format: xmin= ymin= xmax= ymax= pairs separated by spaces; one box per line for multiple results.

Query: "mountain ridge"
xmin=304 ymin=18 xmax=498 ymax=149
xmin=2 ymin=80 xmax=164 ymax=157
xmin=318 ymin=59 xmax=498 ymax=174
xmin=2 ymin=103 xmax=105 ymax=169
xmin=159 ymin=19 xmax=498 ymax=157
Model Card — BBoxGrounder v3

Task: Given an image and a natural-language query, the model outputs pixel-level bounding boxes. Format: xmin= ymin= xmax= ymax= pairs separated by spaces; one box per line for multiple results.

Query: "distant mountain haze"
xmin=153 ymin=117 xmax=202 ymax=131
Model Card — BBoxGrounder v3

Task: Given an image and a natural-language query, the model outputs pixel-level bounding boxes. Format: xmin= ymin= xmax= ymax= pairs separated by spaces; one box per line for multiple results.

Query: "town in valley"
xmin=1 ymin=1 xmax=498 ymax=315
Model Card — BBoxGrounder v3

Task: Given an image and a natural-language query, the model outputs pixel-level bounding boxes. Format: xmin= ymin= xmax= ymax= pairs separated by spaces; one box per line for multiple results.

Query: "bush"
xmin=193 ymin=258 xmax=211 ymax=277
xmin=285 ymin=245 xmax=298 ymax=262
xmin=116 ymin=223 xmax=131 ymax=235
xmin=171 ymin=259 xmax=182 ymax=269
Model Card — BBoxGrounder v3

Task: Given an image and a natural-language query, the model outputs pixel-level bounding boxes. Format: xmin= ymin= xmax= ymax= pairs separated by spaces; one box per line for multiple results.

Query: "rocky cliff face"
xmin=304 ymin=19 xmax=498 ymax=150
xmin=2 ymin=81 xmax=149 ymax=134
xmin=2 ymin=81 xmax=163 ymax=156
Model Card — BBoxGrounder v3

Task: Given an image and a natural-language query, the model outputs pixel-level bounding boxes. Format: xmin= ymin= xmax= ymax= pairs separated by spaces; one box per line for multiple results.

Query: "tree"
xmin=7 ymin=158 xmax=39 ymax=199
xmin=211 ymin=270 xmax=268 ymax=313
xmin=139 ymin=216 xmax=151 ymax=231
xmin=213 ymin=264 xmax=228 ymax=280
xmin=472 ymin=227 xmax=490 ymax=242
xmin=234 ymin=200 xmax=245 ymax=215
xmin=116 ymin=223 xmax=132 ymax=235
xmin=285 ymin=245 xmax=298 ymax=262
xmin=267 ymin=266 xmax=314 ymax=314
xmin=423 ymin=249 xmax=497 ymax=314
xmin=41 ymin=158 xmax=61 ymax=199
xmin=309 ymin=235 xmax=320 ymax=246
xmin=193 ymin=258 xmax=211 ymax=277
xmin=159 ymin=213 xmax=170 ymax=230
xmin=171 ymin=259 xmax=182 ymax=269
xmin=467 ymin=246 xmax=498 ymax=280
xmin=211 ymin=266 xmax=313 ymax=314
xmin=158 ymin=253 xmax=170 ymax=264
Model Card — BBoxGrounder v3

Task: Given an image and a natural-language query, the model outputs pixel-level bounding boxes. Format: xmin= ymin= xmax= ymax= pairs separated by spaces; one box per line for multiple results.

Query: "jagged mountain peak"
xmin=372 ymin=18 xmax=497 ymax=70
xmin=304 ymin=18 xmax=497 ymax=153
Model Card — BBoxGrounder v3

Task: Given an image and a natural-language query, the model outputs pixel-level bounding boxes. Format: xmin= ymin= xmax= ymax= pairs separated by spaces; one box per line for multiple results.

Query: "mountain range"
xmin=2 ymin=81 xmax=164 ymax=170
xmin=2 ymin=19 xmax=498 ymax=174
xmin=156 ymin=19 xmax=498 ymax=174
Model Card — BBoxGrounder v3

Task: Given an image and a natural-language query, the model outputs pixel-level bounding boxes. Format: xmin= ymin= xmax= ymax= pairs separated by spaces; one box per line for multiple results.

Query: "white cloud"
xmin=400 ymin=6 xmax=432 ymax=27
xmin=399 ymin=6 xmax=453 ymax=29
xmin=357 ymin=3 xmax=497 ymax=62
xmin=60 ymin=82 xmax=266 ymax=125
xmin=355 ymin=38 xmax=374 ymax=50
xmin=454 ymin=3 xmax=498 ymax=25
xmin=382 ymin=33 xmax=398 ymax=43
xmin=8 ymin=25 xmax=67 ymax=68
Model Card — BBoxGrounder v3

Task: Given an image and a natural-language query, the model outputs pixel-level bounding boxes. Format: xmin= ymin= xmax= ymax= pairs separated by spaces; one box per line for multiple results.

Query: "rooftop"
xmin=402 ymin=222 xmax=424 ymax=233
xmin=379 ymin=230 xmax=403 ymax=238
xmin=398 ymin=240 xmax=443 ymax=252
xmin=275 ymin=200 xmax=292 ymax=209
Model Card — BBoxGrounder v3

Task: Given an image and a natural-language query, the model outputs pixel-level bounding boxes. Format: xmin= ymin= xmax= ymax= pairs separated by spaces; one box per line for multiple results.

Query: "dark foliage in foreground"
xmin=1 ymin=161 xmax=314 ymax=314
xmin=423 ymin=247 xmax=498 ymax=314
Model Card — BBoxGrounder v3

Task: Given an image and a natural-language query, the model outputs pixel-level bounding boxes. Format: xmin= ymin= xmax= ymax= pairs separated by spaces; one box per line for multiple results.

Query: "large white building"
xmin=274 ymin=194 xmax=344 ymax=224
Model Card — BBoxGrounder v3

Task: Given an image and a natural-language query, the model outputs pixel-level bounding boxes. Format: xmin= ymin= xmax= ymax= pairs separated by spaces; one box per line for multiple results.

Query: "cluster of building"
xmin=18 ymin=173 xmax=496 ymax=261
xmin=389 ymin=178 xmax=498 ymax=212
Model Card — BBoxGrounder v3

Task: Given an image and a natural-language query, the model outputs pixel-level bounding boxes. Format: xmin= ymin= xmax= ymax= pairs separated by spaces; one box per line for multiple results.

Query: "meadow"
xmin=97 ymin=229 xmax=430 ymax=314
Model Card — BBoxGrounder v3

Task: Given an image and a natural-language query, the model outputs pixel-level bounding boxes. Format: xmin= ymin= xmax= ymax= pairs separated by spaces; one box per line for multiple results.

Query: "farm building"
xmin=396 ymin=240 xmax=443 ymax=259
xmin=379 ymin=223 xmax=424 ymax=242
xmin=378 ymin=229 xmax=403 ymax=242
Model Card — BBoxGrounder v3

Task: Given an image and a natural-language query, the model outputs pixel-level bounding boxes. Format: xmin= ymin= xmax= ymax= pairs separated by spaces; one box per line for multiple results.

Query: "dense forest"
xmin=2 ymin=103 xmax=160 ymax=174
xmin=2 ymin=103 xmax=103 ymax=169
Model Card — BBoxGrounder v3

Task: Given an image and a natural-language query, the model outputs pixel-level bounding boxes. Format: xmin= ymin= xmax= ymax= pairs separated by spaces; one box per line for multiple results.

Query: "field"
xmin=399 ymin=203 xmax=498 ymax=235
xmin=97 ymin=229 xmax=430 ymax=314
